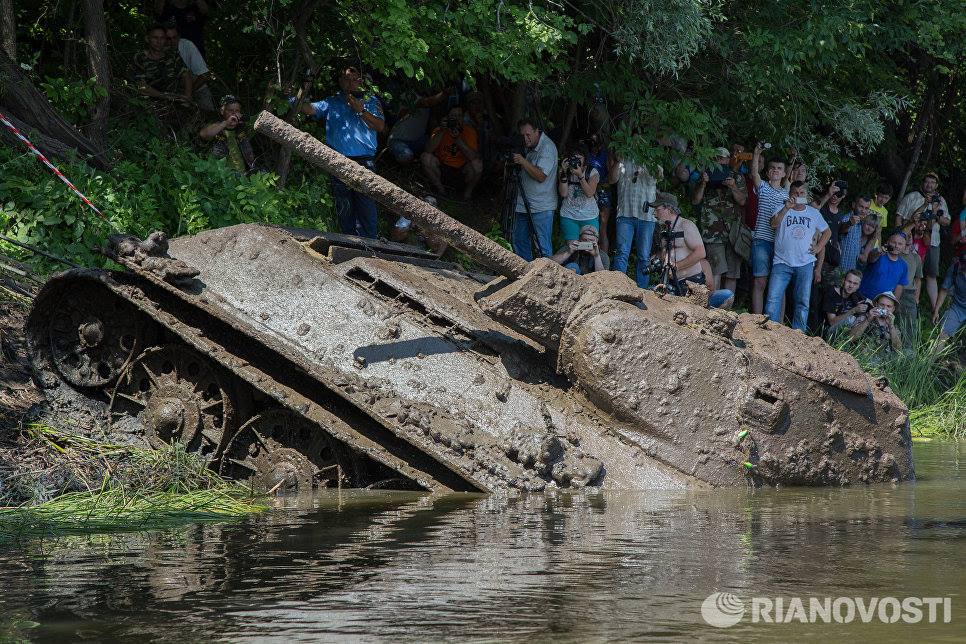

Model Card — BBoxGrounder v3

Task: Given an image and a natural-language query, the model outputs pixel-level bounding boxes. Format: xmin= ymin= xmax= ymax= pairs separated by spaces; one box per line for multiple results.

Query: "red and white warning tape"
xmin=0 ymin=110 xmax=109 ymax=222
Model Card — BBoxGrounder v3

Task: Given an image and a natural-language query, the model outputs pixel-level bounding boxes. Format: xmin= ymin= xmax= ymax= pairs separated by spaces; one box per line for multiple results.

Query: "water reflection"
xmin=1 ymin=442 xmax=963 ymax=642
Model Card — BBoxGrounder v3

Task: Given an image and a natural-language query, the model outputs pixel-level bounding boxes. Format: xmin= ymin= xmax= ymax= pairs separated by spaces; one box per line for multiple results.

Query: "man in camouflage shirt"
xmin=691 ymin=147 xmax=747 ymax=293
xmin=132 ymin=25 xmax=191 ymax=104
xmin=199 ymin=96 xmax=256 ymax=173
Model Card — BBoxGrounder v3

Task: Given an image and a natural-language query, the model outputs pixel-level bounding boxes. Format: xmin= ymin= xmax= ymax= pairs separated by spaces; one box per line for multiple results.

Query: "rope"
xmin=0 ymin=111 xmax=110 ymax=224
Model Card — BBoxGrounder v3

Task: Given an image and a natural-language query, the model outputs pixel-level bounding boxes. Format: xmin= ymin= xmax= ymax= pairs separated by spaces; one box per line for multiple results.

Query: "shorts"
xmin=941 ymin=304 xmax=965 ymax=337
xmin=751 ymin=239 xmax=775 ymax=277
xmin=595 ymin=188 xmax=612 ymax=209
xmin=560 ymin=216 xmax=599 ymax=241
xmin=924 ymin=245 xmax=940 ymax=278
xmin=705 ymin=241 xmax=742 ymax=279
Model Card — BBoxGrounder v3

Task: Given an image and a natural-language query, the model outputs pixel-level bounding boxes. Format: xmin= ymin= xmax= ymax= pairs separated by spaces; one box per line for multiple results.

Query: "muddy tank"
xmin=25 ymin=111 xmax=914 ymax=493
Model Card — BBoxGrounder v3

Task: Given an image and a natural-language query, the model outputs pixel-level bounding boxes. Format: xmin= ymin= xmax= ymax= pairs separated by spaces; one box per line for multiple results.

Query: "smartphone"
xmin=794 ymin=196 xmax=808 ymax=205
xmin=574 ymin=241 xmax=594 ymax=251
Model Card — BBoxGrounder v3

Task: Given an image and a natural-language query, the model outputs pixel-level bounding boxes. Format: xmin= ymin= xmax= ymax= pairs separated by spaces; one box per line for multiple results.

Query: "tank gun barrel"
xmin=253 ymin=111 xmax=528 ymax=279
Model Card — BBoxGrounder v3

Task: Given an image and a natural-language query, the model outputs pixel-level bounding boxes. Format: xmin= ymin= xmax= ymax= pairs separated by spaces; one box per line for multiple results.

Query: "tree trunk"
xmin=0 ymin=0 xmax=14 ymax=60
xmin=274 ymin=0 xmax=325 ymax=188
xmin=0 ymin=108 xmax=77 ymax=162
xmin=558 ymin=99 xmax=578 ymax=154
xmin=0 ymin=52 xmax=108 ymax=168
xmin=83 ymin=0 xmax=111 ymax=150
xmin=896 ymin=91 xmax=934 ymax=203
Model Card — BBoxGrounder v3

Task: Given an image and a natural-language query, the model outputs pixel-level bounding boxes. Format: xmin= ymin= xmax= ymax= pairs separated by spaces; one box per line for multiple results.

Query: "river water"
xmin=1 ymin=441 xmax=963 ymax=642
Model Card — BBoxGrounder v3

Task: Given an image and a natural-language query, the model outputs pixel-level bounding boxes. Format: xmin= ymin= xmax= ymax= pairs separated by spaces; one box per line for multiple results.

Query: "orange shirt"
xmin=433 ymin=124 xmax=478 ymax=168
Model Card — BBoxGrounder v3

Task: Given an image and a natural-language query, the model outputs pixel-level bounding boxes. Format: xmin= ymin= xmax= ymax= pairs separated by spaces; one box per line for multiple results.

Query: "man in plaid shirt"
xmin=609 ymin=153 xmax=662 ymax=287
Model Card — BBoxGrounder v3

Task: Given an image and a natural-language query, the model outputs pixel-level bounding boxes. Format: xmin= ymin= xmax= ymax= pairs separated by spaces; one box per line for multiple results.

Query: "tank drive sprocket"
xmin=218 ymin=408 xmax=344 ymax=492
xmin=47 ymin=284 xmax=144 ymax=388
xmin=109 ymin=343 xmax=236 ymax=459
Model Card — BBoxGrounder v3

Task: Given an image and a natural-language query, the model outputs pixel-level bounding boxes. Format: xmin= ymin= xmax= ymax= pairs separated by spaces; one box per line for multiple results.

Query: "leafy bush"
xmin=0 ymin=125 xmax=335 ymax=272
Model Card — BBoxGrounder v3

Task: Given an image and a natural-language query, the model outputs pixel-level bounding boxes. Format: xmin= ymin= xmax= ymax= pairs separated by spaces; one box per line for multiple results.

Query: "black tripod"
xmin=501 ymin=163 xmax=542 ymax=258
xmin=655 ymin=214 xmax=681 ymax=295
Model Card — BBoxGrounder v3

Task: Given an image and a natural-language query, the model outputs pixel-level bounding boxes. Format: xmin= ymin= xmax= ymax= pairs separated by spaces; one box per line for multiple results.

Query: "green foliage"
xmin=0 ymin=126 xmax=334 ymax=272
xmin=833 ymin=321 xmax=964 ymax=438
xmin=37 ymin=76 xmax=107 ymax=123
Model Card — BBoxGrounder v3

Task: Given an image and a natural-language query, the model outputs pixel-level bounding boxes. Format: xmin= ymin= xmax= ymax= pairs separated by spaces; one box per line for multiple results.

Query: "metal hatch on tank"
xmin=24 ymin=112 xmax=914 ymax=493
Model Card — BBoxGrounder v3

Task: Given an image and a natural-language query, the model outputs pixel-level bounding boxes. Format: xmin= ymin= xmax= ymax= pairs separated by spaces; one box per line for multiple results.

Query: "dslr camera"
xmin=498 ymin=133 xmax=527 ymax=162
xmin=444 ymin=116 xmax=462 ymax=132
xmin=564 ymin=154 xmax=583 ymax=170
xmin=834 ymin=179 xmax=848 ymax=195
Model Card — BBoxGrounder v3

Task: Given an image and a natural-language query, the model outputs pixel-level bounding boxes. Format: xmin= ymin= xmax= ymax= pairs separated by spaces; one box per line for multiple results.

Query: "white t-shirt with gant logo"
xmin=771 ymin=203 xmax=829 ymax=267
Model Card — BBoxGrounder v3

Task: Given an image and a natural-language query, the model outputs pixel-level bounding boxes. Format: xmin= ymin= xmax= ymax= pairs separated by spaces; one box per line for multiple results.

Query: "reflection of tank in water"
xmin=26 ymin=111 xmax=914 ymax=492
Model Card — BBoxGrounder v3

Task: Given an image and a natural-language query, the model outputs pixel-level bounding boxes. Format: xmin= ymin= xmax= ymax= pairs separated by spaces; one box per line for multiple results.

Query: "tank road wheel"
xmin=47 ymin=287 xmax=144 ymax=388
xmin=109 ymin=344 xmax=236 ymax=460
xmin=218 ymin=409 xmax=344 ymax=492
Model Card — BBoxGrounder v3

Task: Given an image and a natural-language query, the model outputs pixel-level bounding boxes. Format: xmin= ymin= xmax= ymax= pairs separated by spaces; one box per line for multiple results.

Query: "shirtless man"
xmin=651 ymin=192 xmax=708 ymax=295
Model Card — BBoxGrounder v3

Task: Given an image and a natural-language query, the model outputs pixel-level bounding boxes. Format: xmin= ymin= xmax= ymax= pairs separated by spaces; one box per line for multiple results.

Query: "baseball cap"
xmin=714 ymin=147 xmax=731 ymax=158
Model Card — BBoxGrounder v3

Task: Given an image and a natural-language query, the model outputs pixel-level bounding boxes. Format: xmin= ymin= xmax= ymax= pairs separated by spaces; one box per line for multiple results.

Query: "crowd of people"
xmin=130 ymin=4 xmax=964 ymax=354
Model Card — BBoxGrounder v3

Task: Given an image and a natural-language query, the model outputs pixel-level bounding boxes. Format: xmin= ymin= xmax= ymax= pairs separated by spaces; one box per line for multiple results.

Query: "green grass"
xmin=833 ymin=319 xmax=964 ymax=439
xmin=0 ymin=426 xmax=266 ymax=542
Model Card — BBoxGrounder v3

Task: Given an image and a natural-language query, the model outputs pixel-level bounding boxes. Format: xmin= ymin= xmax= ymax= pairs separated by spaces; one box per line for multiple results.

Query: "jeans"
xmin=613 ymin=217 xmax=656 ymax=288
xmin=709 ymin=289 xmax=734 ymax=309
xmin=765 ymin=262 xmax=814 ymax=331
xmin=332 ymin=158 xmax=378 ymax=238
xmin=512 ymin=209 xmax=554 ymax=261
xmin=751 ymin=239 xmax=775 ymax=277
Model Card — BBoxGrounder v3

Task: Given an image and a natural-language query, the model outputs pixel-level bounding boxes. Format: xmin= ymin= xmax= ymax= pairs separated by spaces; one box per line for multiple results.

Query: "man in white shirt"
xmin=164 ymin=20 xmax=214 ymax=110
xmin=764 ymin=180 xmax=831 ymax=331
xmin=895 ymin=172 xmax=951 ymax=309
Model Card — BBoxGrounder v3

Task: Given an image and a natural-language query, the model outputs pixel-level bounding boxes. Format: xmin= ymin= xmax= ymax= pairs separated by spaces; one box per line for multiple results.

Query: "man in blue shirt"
xmin=858 ymin=232 xmax=909 ymax=300
xmin=298 ymin=67 xmax=385 ymax=238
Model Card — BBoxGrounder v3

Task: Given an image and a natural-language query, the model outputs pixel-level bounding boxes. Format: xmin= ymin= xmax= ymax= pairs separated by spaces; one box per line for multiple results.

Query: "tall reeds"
xmin=833 ymin=320 xmax=964 ymax=438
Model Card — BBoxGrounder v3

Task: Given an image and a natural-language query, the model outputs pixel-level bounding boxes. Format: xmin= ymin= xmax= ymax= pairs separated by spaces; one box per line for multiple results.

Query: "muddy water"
xmin=1 ymin=441 xmax=963 ymax=643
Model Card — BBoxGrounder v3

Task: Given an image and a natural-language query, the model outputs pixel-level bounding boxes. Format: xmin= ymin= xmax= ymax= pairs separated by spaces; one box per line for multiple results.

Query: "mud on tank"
xmin=24 ymin=112 xmax=914 ymax=493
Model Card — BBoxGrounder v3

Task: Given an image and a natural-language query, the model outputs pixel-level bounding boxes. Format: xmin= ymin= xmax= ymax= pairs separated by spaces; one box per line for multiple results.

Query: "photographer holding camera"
xmin=295 ymin=66 xmax=385 ymax=238
xmin=849 ymin=291 xmax=902 ymax=353
xmin=857 ymin=232 xmax=909 ymax=301
xmin=692 ymin=147 xmax=747 ymax=295
xmin=551 ymin=225 xmax=609 ymax=275
xmin=420 ymin=105 xmax=482 ymax=200
xmin=609 ymin=152 xmax=661 ymax=288
xmin=838 ymin=195 xmax=871 ymax=272
xmin=557 ymin=145 xmax=601 ymax=240
xmin=509 ymin=118 xmax=558 ymax=261
xmin=896 ymin=173 xmax=951 ymax=310
xmin=821 ymin=269 xmax=866 ymax=335
xmin=199 ymin=95 xmax=256 ymax=174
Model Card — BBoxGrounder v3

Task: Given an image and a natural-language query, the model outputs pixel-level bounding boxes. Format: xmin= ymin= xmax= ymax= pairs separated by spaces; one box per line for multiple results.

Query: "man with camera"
xmin=651 ymin=193 xmax=706 ymax=289
xmin=199 ymin=95 xmax=256 ymax=174
xmin=849 ymin=291 xmax=903 ymax=353
xmin=420 ymin=105 xmax=482 ymax=200
xmin=509 ymin=118 xmax=558 ymax=261
xmin=857 ymin=232 xmax=909 ymax=301
xmin=821 ymin=269 xmax=866 ymax=336
xmin=692 ymin=147 xmax=747 ymax=295
xmin=296 ymin=66 xmax=385 ymax=238
xmin=551 ymin=225 xmax=609 ymax=275
xmin=764 ymin=181 xmax=831 ymax=331
xmin=896 ymin=172 xmax=951 ymax=310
